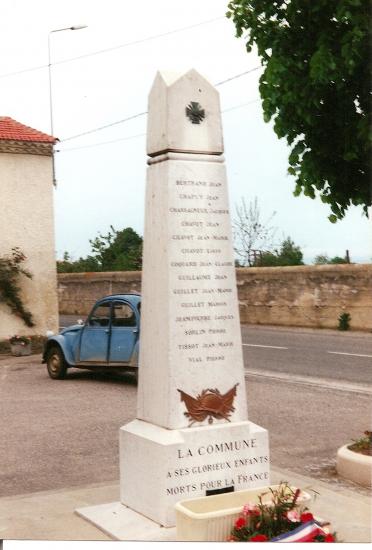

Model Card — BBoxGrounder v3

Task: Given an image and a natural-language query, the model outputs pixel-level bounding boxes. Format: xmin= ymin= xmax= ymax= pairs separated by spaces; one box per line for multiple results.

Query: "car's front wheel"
xmin=46 ymin=346 xmax=68 ymax=379
xmin=133 ymin=367 xmax=139 ymax=385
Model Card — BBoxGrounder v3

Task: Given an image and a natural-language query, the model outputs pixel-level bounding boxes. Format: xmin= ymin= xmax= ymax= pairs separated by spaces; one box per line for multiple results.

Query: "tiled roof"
xmin=0 ymin=117 xmax=56 ymax=143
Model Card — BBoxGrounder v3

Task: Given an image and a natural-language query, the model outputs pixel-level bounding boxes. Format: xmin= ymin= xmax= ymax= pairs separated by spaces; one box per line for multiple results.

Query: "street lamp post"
xmin=48 ymin=25 xmax=87 ymax=186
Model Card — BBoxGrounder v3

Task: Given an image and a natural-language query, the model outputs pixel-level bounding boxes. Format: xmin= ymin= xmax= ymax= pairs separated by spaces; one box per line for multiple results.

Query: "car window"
xmin=88 ymin=303 xmax=111 ymax=327
xmin=112 ymin=301 xmax=136 ymax=327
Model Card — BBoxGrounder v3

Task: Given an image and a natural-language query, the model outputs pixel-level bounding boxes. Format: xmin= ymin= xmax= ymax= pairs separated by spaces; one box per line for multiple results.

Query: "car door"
xmin=78 ymin=301 xmax=111 ymax=363
xmin=109 ymin=300 xmax=138 ymax=364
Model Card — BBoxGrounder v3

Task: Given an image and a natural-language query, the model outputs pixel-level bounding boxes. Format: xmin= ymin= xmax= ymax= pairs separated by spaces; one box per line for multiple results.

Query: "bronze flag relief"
xmin=177 ymin=383 xmax=239 ymax=426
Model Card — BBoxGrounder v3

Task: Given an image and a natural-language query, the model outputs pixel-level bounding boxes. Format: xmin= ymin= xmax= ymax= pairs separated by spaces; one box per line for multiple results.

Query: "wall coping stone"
xmin=58 ymin=271 xmax=142 ymax=282
xmin=236 ymin=264 xmax=372 ymax=275
xmin=58 ymin=264 xmax=372 ymax=281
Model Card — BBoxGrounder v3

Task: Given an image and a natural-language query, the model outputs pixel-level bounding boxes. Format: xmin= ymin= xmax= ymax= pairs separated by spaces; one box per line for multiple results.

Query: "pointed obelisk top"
xmin=146 ymin=68 xmax=224 ymax=157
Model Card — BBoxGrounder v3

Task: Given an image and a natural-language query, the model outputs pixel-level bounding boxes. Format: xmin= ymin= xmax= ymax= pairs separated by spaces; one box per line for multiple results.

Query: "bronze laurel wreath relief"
xmin=185 ymin=102 xmax=205 ymax=124
xmin=177 ymin=383 xmax=238 ymax=426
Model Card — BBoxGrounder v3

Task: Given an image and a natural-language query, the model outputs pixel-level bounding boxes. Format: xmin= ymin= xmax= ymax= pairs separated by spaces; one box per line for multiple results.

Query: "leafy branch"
xmin=0 ymin=247 xmax=34 ymax=327
xmin=227 ymin=0 xmax=371 ymax=220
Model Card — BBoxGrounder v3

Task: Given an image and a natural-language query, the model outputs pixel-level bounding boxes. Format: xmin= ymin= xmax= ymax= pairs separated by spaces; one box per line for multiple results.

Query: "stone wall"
xmin=58 ymin=264 xmax=372 ymax=331
xmin=236 ymin=264 xmax=372 ymax=331
xmin=58 ymin=271 xmax=141 ymax=316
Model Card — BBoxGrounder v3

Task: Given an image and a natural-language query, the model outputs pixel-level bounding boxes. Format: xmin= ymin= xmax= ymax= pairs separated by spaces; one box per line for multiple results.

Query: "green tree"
xmin=330 ymin=256 xmax=349 ymax=264
xmin=226 ymin=0 xmax=371 ymax=221
xmin=256 ymin=237 xmax=304 ymax=266
xmin=90 ymin=226 xmax=143 ymax=271
xmin=254 ymin=251 xmax=279 ymax=267
xmin=57 ymin=227 xmax=143 ymax=273
xmin=278 ymin=237 xmax=304 ymax=265
xmin=57 ymin=252 xmax=101 ymax=273
xmin=314 ymin=253 xmax=349 ymax=264
xmin=314 ymin=253 xmax=331 ymax=265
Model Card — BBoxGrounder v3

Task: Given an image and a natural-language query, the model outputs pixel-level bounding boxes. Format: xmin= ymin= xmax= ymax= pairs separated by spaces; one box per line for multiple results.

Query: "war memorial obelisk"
xmin=120 ymin=69 xmax=270 ymax=527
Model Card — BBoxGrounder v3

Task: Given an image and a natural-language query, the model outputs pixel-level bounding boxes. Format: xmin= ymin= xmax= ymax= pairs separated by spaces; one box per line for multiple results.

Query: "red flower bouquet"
xmin=228 ymin=482 xmax=337 ymax=543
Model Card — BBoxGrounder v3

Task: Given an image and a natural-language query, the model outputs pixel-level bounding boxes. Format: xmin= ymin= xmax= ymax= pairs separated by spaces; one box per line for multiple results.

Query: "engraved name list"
xmin=169 ymin=177 xmax=238 ymax=369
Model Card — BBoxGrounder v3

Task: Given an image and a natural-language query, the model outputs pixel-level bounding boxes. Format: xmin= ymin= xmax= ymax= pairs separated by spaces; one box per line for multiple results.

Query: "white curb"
xmin=336 ymin=444 xmax=372 ymax=488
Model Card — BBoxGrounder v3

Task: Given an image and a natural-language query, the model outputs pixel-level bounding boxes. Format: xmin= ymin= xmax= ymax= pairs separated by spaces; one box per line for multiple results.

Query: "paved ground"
xmin=0 ymin=467 xmax=370 ymax=543
xmin=59 ymin=317 xmax=372 ymax=385
xmin=0 ymin=326 xmax=371 ymax=545
xmin=242 ymin=324 xmax=372 ymax=386
xmin=246 ymin=375 xmax=370 ymax=494
xmin=0 ymin=348 xmax=370 ymax=499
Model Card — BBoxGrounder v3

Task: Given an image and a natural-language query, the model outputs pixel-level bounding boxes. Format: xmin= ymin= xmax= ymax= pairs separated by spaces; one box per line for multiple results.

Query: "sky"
xmin=0 ymin=0 xmax=370 ymax=264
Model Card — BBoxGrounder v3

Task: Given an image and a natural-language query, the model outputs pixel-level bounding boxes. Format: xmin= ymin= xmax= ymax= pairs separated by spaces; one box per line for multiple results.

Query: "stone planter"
xmin=10 ymin=342 xmax=31 ymax=356
xmin=336 ymin=444 xmax=372 ymax=488
xmin=175 ymin=485 xmax=311 ymax=542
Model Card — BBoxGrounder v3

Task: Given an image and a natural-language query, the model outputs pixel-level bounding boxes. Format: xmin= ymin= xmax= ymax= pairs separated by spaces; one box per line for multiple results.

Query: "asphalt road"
xmin=241 ymin=325 xmax=372 ymax=388
xmin=59 ymin=316 xmax=372 ymax=387
xmin=0 ymin=325 xmax=370 ymax=499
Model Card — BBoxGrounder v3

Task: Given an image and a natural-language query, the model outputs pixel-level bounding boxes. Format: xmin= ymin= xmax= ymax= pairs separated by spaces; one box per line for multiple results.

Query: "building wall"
xmin=0 ymin=152 xmax=59 ymax=339
xmin=58 ymin=264 xmax=372 ymax=331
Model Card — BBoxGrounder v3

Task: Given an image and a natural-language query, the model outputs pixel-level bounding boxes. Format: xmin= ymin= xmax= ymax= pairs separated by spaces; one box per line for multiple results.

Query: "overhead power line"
xmin=222 ymin=97 xmax=260 ymax=113
xmin=0 ymin=16 xmax=225 ymax=80
xmin=56 ymin=132 xmax=146 ymax=152
xmin=0 ymin=62 xmax=47 ymax=79
xmin=214 ymin=66 xmax=261 ymax=86
xmin=52 ymin=16 xmax=225 ymax=66
xmin=59 ymin=67 xmax=262 ymax=143
xmin=60 ymin=111 xmax=148 ymax=142
xmin=57 ymin=98 xmax=261 ymax=152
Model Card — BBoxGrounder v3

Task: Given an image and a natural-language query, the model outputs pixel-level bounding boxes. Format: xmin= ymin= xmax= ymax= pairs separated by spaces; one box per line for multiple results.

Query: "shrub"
xmin=338 ymin=312 xmax=351 ymax=331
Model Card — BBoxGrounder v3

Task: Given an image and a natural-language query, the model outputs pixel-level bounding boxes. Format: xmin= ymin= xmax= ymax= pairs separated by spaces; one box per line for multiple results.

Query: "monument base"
xmin=75 ymin=501 xmax=176 ymax=541
xmin=120 ymin=419 xmax=270 ymax=527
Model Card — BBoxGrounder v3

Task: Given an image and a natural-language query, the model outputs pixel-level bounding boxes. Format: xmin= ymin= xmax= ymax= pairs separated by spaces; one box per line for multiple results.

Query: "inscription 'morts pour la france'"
xmin=186 ymin=102 xmax=205 ymax=124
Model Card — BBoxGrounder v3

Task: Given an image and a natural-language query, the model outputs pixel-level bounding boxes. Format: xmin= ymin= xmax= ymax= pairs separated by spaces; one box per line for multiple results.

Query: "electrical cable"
xmin=57 ymin=98 xmax=261 ymax=152
xmin=0 ymin=16 xmax=225 ymax=80
xmin=214 ymin=66 xmax=261 ymax=86
xmin=59 ymin=67 xmax=262 ymax=143
xmin=60 ymin=112 xmax=148 ymax=142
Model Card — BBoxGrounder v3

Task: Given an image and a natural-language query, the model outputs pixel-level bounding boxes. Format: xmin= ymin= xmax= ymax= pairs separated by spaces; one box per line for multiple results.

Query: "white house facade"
xmin=0 ymin=117 xmax=59 ymax=340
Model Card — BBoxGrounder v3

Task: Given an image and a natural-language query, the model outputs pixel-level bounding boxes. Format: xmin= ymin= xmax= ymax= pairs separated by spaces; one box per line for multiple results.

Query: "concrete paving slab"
xmin=0 ymin=482 xmax=118 ymax=541
xmin=75 ymin=502 xmax=176 ymax=541
xmin=75 ymin=468 xmax=371 ymax=543
xmin=270 ymin=467 xmax=371 ymax=543
xmin=0 ymin=468 xmax=370 ymax=543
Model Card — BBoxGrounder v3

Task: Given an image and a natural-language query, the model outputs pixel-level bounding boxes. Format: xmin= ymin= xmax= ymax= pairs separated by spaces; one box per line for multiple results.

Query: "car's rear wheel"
xmin=46 ymin=346 xmax=68 ymax=379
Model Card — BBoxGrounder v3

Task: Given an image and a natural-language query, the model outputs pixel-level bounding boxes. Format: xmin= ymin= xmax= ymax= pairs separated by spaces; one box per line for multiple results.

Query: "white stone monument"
xmin=119 ymin=69 xmax=270 ymax=528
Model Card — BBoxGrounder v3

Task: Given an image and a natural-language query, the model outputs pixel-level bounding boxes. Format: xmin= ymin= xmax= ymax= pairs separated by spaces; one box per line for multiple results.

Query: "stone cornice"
xmin=0 ymin=140 xmax=53 ymax=157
